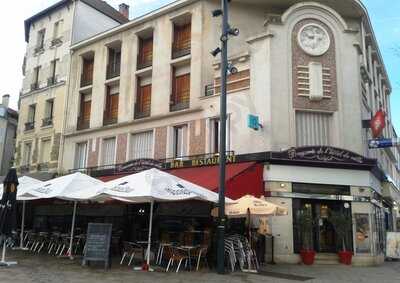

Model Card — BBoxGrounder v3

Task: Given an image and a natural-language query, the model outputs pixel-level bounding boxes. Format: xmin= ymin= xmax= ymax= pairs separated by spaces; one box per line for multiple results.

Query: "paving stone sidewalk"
xmin=0 ymin=251 xmax=399 ymax=283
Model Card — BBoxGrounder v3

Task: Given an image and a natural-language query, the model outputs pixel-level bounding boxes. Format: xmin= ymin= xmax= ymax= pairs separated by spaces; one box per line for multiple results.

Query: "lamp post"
xmin=215 ymin=0 xmax=237 ymax=274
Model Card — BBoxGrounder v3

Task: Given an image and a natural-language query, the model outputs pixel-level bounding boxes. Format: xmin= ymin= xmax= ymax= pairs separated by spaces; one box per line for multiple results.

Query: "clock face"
xmin=298 ymin=24 xmax=330 ymax=56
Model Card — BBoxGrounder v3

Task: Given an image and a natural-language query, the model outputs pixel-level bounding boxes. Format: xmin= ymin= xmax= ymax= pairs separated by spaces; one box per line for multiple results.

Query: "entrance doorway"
xmin=293 ymin=199 xmax=353 ymax=253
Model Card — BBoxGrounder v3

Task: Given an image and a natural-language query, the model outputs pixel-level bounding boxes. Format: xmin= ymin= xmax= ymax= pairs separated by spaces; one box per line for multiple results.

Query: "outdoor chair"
xmin=192 ymin=246 xmax=208 ymax=271
xmin=156 ymin=242 xmax=174 ymax=265
xmin=165 ymin=246 xmax=190 ymax=273
xmin=120 ymin=241 xmax=143 ymax=266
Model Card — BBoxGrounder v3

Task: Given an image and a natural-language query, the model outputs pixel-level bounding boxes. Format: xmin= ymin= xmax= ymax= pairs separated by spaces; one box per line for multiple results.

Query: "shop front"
xmin=264 ymin=146 xmax=388 ymax=266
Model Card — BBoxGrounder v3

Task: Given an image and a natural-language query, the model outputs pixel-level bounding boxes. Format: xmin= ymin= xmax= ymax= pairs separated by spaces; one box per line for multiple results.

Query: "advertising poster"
xmin=355 ymin=213 xmax=371 ymax=253
xmin=386 ymin=232 xmax=400 ymax=259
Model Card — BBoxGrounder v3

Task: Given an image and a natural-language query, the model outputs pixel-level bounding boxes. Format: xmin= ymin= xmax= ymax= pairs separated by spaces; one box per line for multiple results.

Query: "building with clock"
xmin=39 ymin=0 xmax=400 ymax=265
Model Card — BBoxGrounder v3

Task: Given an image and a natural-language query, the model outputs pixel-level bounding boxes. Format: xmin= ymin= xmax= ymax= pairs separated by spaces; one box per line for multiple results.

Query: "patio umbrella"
xmin=20 ymin=172 xmax=104 ymax=259
xmin=89 ymin=168 xmax=232 ymax=269
xmin=0 ymin=168 xmax=18 ymax=266
xmin=0 ymin=176 xmax=43 ymax=249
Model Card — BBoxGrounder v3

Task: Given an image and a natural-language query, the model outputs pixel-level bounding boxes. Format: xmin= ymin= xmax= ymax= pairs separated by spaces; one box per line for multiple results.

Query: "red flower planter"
xmin=338 ymin=251 xmax=353 ymax=265
xmin=300 ymin=250 xmax=316 ymax=265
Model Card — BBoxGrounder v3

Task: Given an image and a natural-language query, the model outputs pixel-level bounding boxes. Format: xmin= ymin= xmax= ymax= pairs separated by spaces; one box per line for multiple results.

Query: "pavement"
xmin=0 ymin=251 xmax=399 ymax=283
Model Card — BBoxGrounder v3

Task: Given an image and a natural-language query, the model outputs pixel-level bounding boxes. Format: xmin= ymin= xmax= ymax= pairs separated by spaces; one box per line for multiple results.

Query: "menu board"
xmin=82 ymin=223 xmax=112 ymax=269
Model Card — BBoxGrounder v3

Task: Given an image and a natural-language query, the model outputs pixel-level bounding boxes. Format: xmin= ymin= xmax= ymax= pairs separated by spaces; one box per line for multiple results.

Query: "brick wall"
xmin=87 ymin=138 xmax=99 ymax=167
xmin=189 ymin=118 xmax=206 ymax=155
xmin=154 ymin=126 xmax=167 ymax=159
xmin=116 ymin=133 xmax=127 ymax=164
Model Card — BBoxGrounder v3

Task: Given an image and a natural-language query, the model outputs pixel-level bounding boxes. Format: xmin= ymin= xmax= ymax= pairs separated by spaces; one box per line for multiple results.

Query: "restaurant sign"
xmin=166 ymin=153 xmax=236 ymax=169
xmin=270 ymin=146 xmax=375 ymax=168
xmin=116 ymin=158 xmax=164 ymax=173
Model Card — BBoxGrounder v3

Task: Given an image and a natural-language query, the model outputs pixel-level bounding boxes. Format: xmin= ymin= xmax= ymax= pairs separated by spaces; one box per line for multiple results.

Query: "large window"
xmin=137 ymin=36 xmax=153 ymax=69
xmin=130 ymin=131 xmax=153 ymax=160
xmin=48 ymin=59 xmax=58 ymax=85
xmin=106 ymin=46 xmax=121 ymax=79
xmin=31 ymin=66 xmax=41 ymax=90
xmin=172 ymin=22 xmax=191 ymax=59
xmin=36 ymin=29 xmax=46 ymax=49
xmin=135 ymin=77 xmax=151 ymax=119
xmin=296 ymin=111 xmax=332 ymax=147
xmin=173 ymin=125 xmax=188 ymax=158
xmin=171 ymin=66 xmax=190 ymax=112
xmin=210 ymin=117 xmax=230 ymax=154
xmin=25 ymin=105 xmax=36 ymax=131
xmin=81 ymin=57 xmax=94 ymax=87
xmin=78 ymin=93 xmax=91 ymax=130
xmin=74 ymin=142 xmax=88 ymax=169
xmin=40 ymin=139 xmax=51 ymax=163
xmin=101 ymin=137 xmax=116 ymax=166
xmin=22 ymin=142 xmax=32 ymax=166
xmin=43 ymin=99 xmax=54 ymax=127
xmin=104 ymin=85 xmax=119 ymax=125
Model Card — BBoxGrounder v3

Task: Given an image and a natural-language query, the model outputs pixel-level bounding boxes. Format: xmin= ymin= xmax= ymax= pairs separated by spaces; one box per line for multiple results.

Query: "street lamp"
xmin=212 ymin=0 xmax=239 ymax=274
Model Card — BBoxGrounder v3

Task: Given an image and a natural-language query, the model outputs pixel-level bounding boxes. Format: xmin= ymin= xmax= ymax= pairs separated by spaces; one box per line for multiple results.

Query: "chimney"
xmin=119 ymin=3 xmax=129 ymax=19
xmin=2 ymin=94 xmax=10 ymax=108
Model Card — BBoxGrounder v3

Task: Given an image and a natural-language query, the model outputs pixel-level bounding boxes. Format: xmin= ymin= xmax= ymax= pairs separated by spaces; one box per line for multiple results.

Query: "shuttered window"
xmin=130 ymin=131 xmax=153 ymax=160
xmin=104 ymin=85 xmax=119 ymax=124
xmin=138 ymin=37 xmax=153 ymax=66
xmin=171 ymin=70 xmax=190 ymax=111
xmin=173 ymin=23 xmax=191 ymax=51
xmin=81 ymin=58 xmax=94 ymax=86
xmin=74 ymin=142 xmax=88 ymax=169
xmin=40 ymin=139 xmax=51 ymax=163
xmin=101 ymin=137 xmax=116 ymax=166
xmin=135 ymin=78 xmax=151 ymax=118
xmin=296 ymin=111 xmax=332 ymax=146
xmin=81 ymin=94 xmax=91 ymax=123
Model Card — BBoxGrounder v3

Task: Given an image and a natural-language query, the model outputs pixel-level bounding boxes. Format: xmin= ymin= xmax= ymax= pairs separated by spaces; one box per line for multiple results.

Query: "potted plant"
xmin=297 ymin=209 xmax=315 ymax=265
xmin=329 ymin=211 xmax=353 ymax=265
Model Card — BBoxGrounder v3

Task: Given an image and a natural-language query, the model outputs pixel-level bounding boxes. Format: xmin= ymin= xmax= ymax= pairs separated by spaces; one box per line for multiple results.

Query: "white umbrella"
xmin=0 ymin=176 xmax=43 ymax=249
xmin=19 ymin=172 xmax=104 ymax=258
xmin=91 ymin=168 xmax=231 ymax=269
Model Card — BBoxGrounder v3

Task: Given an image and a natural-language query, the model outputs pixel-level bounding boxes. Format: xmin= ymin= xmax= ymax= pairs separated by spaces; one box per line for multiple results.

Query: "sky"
xmin=0 ymin=0 xmax=398 ymax=131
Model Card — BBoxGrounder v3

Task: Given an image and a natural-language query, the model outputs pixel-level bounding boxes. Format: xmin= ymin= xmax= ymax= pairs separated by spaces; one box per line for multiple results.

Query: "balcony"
xmin=103 ymin=113 xmax=117 ymax=126
xmin=19 ymin=165 xmax=30 ymax=174
xmin=25 ymin=122 xmax=35 ymax=131
xmin=50 ymin=37 xmax=62 ymax=47
xmin=77 ymin=116 xmax=90 ymax=131
xmin=42 ymin=117 xmax=53 ymax=127
xmin=37 ymin=163 xmax=49 ymax=171
xmin=170 ymin=96 xmax=190 ymax=112
xmin=204 ymin=84 xmax=214 ymax=97
xmin=106 ymin=62 xmax=120 ymax=80
xmin=172 ymin=44 xmax=191 ymax=60
xmin=30 ymin=82 xmax=39 ymax=91
xmin=47 ymin=76 xmax=57 ymax=87
xmin=137 ymin=54 xmax=152 ymax=70
xmin=34 ymin=45 xmax=44 ymax=55
xmin=80 ymin=73 xmax=93 ymax=88
xmin=134 ymin=103 xmax=151 ymax=119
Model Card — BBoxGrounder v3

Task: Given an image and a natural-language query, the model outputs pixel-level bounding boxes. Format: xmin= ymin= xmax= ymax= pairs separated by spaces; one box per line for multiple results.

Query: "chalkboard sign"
xmin=82 ymin=223 xmax=112 ymax=269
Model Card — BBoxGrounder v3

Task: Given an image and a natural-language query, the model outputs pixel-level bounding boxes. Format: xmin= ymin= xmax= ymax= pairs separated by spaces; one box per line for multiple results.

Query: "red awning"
xmin=168 ymin=162 xmax=263 ymax=200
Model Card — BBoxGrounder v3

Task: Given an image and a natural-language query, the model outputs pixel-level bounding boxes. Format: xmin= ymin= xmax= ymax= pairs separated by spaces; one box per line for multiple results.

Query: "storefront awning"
xmin=168 ymin=162 xmax=264 ymax=200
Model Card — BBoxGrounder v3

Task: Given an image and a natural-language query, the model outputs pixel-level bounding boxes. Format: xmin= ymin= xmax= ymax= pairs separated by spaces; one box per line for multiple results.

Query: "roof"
xmin=24 ymin=0 xmax=129 ymax=42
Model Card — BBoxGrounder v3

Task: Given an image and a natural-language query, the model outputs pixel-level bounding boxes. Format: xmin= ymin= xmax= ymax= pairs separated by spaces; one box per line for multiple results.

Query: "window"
xmin=296 ymin=111 xmax=332 ymax=146
xmin=25 ymin=105 xmax=36 ymax=131
xmin=43 ymin=99 xmax=54 ymax=127
xmin=36 ymin=29 xmax=45 ymax=49
xmin=106 ymin=46 xmax=121 ymax=79
xmin=138 ymin=36 xmax=153 ymax=69
xmin=78 ymin=93 xmax=91 ymax=130
xmin=135 ymin=77 xmax=151 ymax=119
xmin=48 ymin=59 xmax=58 ymax=85
xmin=53 ymin=20 xmax=63 ymax=39
xmin=81 ymin=57 xmax=94 ymax=87
xmin=172 ymin=22 xmax=191 ymax=58
xmin=171 ymin=66 xmax=190 ymax=112
xmin=101 ymin=137 xmax=116 ymax=166
xmin=75 ymin=142 xmax=88 ymax=169
xmin=104 ymin=85 xmax=119 ymax=125
xmin=22 ymin=142 xmax=32 ymax=166
xmin=130 ymin=131 xmax=153 ymax=160
xmin=40 ymin=139 xmax=51 ymax=163
xmin=210 ymin=117 xmax=230 ymax=154
xmin=31 ymin=66 xmax=41 ymax=90
xmin=173 ymin=125 xmax=188 ymax=158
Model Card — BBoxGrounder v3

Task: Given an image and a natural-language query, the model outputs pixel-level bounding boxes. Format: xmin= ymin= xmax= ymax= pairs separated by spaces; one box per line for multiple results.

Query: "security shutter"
xmin=102 ymin=137 xmax=116 ymax=166
xmin=296 ymin=111 xmax=332 ymax=146
xmin=130 ymin=131 xmax=153 ymax=160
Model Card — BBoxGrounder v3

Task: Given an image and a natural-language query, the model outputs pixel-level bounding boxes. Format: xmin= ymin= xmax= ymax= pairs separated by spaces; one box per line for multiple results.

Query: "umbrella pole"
xmin=146 ymin=201 xmax=154 ymax=268
xmin=68 ymin=201 xmax=78 ymax=260
xmin=19 ymin=201 xmax=26 ymax=249
xmin=0 ymin=234 xmax=17 ymax=266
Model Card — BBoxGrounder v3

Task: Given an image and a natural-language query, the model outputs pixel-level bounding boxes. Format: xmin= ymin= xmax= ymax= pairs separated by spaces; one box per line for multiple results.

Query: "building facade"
xmin=58 ymin=0 xmax=399 ymax=265
xmin=0 ymin=95 xmax=18 ymax=176
xmin=15 ymin=0 xmax=128 ymax=177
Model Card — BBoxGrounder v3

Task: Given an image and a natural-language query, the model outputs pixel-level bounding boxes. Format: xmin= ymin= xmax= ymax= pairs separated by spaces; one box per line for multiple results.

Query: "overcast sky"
xmin=0 ymin=0 xmax=399 ymax=131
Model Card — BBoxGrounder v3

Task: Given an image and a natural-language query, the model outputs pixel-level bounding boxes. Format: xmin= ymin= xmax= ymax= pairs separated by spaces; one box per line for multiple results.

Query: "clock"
xmin=298 ymin=23 xmax=330 ymax=56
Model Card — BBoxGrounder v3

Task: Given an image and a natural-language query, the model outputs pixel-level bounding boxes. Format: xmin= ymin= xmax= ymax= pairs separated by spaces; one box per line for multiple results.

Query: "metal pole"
xmin=19 ymin=201 xmax=26 ymax=249
xmin=68 ymin=201 xmax=77 ymax=259
xmin=217 ymin=0 xmax=229 ymax=274
xmin=146 ymin=200 xmax=154 ymax=267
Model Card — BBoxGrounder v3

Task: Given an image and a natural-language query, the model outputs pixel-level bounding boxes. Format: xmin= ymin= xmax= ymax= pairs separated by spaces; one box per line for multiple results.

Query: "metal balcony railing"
xmin=137 ymin=54 xmax=152 ymax=70
xmin=134 ymin=103 xmax=151 ymax=119
xmin=171 ymin=44 xmax=191 ymax=59
xmin=25 ymin=121 xmax=35 ymax=131
xmin=106 ymin=62 xmax=121 ymax=80
xmin=77 ymin=116 xmax=90 ymax=131
xmin=80 ymin=73 xmax=93 ymax=88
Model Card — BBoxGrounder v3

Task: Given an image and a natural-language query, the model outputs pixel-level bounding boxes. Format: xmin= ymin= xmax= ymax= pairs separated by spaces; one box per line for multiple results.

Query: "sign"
xmin=370 ymin=110 xmax=386 ymax=138
xmin=166 ymin=153 xmax=236 ymax=169
xmin=270 ymin=146 xmax=375 ymax=168
xmin=83 ymin=223 xmax=112 ymax=269
xmin=368 ymin=138 xmax=400 ymax=149
xmin=248 ymin=114 xmax=261 ymax=130
xmin=386 ymin=232 xmax=400 ymax=259
xmin=117 ymin=159 xmax=163 ymax=173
